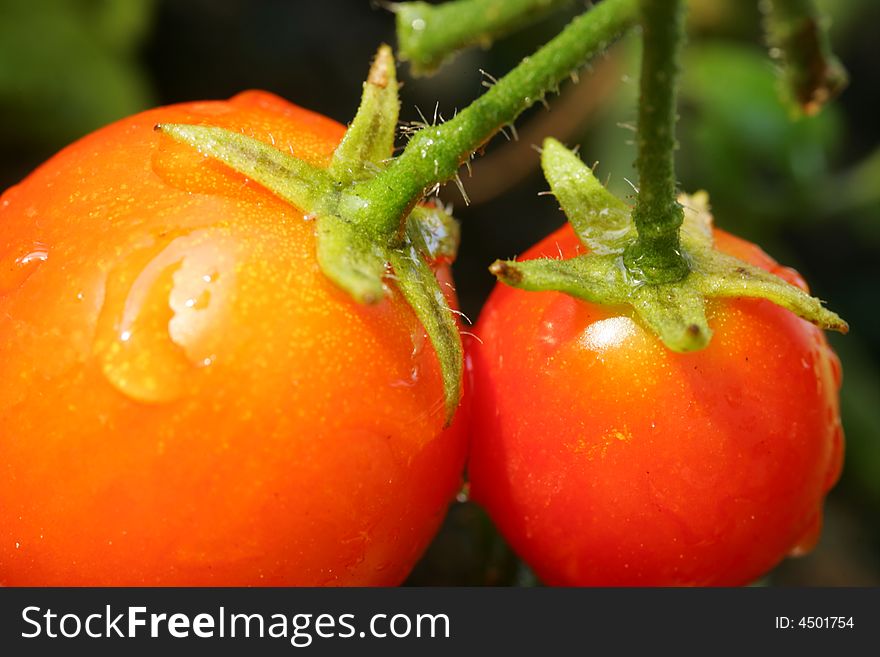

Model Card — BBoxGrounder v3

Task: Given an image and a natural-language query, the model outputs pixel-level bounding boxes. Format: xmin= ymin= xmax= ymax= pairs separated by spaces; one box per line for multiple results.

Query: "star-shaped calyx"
xmin=155 ymin=46 xmax=463 ymax=423
xmin=491 ymin=138 xmax=847 ymax=352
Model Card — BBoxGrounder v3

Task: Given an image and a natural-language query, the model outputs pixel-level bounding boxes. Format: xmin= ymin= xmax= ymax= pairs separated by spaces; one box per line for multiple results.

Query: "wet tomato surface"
xmin=0 ymin=91 xmax=468 ymax=585
xmin=468 ymin=223 xmax=843 ymax=586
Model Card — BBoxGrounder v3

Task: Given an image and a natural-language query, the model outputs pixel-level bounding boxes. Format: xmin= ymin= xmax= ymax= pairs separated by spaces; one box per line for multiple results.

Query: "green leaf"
xmin=630 ymin=281 xmax=711 ymax=352
xmin=492 ymin=143 xmax=847 ymax=352
xmin=677 ymin=190 xmax=715 ymax=250
xmin=315 ymin=213 xmax=388 ymax=305
xmin=155 ymin=46 xmax=468 ymax=424
xmin=490 ymin=254 xmax=628 ymax=303
xmin=155 ymin=124 xmax=332 ymax=212
xmin=329 ymin=44 xmax=399 ymax=185
xmin=406 ymin=203 xmax=460 ymax=262
xmin=388 ymin=246 xmax=463 ymax=424
xmin=679 ymin=191 xmax=847 ymax=333
xmin=541 ymin=137 xmax=634 ymax=254
xmin=490 ymin=253 xmax=712 ymax=352
xmin=694 ymin=252 xmax=848 ymax=333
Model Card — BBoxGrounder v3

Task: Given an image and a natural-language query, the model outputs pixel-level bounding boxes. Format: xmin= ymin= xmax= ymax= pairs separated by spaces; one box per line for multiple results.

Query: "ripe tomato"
xmin=0 ymin=90 xmax=468 ymax=586
xmin=468 ymin=222 xmax=843 ymax=586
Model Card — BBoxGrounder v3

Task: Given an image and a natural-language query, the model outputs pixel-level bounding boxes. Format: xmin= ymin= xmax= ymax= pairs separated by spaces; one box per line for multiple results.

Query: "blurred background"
xmin=1 ymin=0 xmax=877 ymax=585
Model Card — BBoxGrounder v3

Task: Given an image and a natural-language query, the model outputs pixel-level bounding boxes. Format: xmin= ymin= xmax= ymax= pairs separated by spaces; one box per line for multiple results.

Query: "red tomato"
xmin=0 ymin=91 xmax=468 ymax=586
xmin=468 ymin=223 xmax=843 ymax=586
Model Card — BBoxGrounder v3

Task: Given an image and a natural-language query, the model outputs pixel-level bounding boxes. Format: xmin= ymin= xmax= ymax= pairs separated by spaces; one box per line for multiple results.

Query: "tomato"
xmin=468 ymin=222 xmax=843 ymax=586
xmin=0 ymin=90 xmax=468 ymax=586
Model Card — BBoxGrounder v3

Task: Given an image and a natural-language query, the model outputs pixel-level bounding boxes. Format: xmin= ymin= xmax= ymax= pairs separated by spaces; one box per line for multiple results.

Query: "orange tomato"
xmin=468 ymin=223 xmax=843 ymax=586
xmin=0 ymin=91 xmax=468 ymax=586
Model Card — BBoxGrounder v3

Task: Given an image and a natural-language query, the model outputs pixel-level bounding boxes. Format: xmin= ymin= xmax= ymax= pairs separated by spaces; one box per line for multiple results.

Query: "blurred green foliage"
xmin=593 ymin=39 xmax=841 ymax=234
xmin=0 ymin=0 xmax=154 ymax=150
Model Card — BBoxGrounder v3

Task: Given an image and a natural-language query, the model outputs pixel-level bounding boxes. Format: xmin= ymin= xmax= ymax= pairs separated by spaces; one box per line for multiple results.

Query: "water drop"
xmin=391 ymin=330 xmax=425 ymax=388
xmin=390 ymin=366 xmax=420 ymax=388
xmin=17 ymin=249 xmax=48 ymax=266
xmin=0 ymin=244 xmax=48 ymax=295
xmin=93 ymin=229 xmax=235 ymax=403
xmin=410 ymin=329 xmax=426 ymax=358
xmin=540 ymin=319 xmax=558 ymax=348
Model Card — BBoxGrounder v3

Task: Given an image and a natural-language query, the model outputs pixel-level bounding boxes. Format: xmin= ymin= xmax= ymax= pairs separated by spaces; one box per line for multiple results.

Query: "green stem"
xmin=624 ymin=0 xmax=688 ymax=284
xmin=353 ymin=0 xmax=639 ymax=236
xmin=396 ymin=0 xmax=575 ymax=75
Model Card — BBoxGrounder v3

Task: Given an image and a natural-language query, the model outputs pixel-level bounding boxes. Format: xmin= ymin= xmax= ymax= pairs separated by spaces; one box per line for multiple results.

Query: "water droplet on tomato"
xmin=392 ymin=329 xmax=426 ymax=388
xmin=536 ymin=297 xmax=582 ymax=355
xmin=390 ymin=367 xmax=420 ymax=388
xmin=93 ymin=229 xmax=236 ymax=402
xmin=0 ymin=244 xmax=48 ymax=295
xmin=410 ymin=329 xmax=426 ymax=358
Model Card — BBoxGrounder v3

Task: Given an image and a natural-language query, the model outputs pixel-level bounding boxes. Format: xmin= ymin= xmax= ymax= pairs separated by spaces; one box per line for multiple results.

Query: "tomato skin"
xmin=468 ymin=223 xmax=843 ymax=586
xmin=0 ymin=91 xmax=468 ymax=586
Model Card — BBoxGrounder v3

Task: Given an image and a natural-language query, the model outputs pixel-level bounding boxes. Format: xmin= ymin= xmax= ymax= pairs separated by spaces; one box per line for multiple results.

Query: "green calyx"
xmin=490 ymin=138 xmax=848 ymax=352
xmin=155 ymin=45 xmax=463 ymax=423
xmin=149 ymin=0 xmax=644 ymax=420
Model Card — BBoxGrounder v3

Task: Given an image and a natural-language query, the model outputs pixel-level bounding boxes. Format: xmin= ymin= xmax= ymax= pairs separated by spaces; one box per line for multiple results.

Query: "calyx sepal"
xmin=156 ymin=45 xmax=463 ymax=422
xmin=490 ymin=138 xmax=847 ymax=352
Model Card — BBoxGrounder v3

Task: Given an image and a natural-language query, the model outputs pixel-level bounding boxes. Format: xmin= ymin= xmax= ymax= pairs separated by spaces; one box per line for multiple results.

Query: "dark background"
xmin=1 ymin=0 xmax=878 ymax=585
